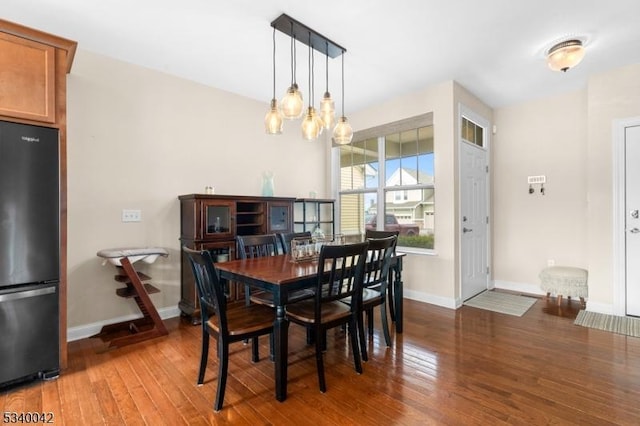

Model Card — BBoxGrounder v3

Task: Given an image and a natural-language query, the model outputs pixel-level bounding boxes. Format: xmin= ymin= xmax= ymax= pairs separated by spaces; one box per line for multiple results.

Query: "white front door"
xmin=625 ymin=125 xmax=640 ymax=316
xmin=460 ymin=140 xmax=489 ymax=301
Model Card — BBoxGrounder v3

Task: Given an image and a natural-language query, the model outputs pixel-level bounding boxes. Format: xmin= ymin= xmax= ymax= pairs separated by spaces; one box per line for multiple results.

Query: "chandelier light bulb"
xmin=265 ymin=99 xmax=283 ymax=134
xmin=319 ymin=91 xmax=336 ymax=130
xmin=332 ymin=116 xmax=353 ymax=145
xmin=281 ymin=84 xmax=304 ymax=119
xmin=301 ymin=106 xmax=322 ymax=140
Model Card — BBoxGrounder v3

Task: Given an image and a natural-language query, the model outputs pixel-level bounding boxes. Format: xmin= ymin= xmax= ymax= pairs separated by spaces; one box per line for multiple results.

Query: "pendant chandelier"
xmin=265 ymin=14 xmax=350 ymax=144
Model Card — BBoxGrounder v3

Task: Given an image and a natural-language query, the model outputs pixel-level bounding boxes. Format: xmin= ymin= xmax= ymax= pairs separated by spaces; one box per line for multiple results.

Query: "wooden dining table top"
xmin=215 ymin=252 xmax=405 ymax=287
xmin=214 ymin=254 xmax=320 ymax=286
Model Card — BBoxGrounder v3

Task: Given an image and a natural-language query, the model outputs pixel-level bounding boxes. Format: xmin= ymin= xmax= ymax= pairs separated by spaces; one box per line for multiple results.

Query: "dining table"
xmin=215 ymin=252 xmax=405 ymax=402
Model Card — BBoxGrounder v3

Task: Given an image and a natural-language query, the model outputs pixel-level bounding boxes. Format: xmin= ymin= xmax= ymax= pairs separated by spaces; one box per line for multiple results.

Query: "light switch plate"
xmin=122 ymin=209 xmax=141 ymax=222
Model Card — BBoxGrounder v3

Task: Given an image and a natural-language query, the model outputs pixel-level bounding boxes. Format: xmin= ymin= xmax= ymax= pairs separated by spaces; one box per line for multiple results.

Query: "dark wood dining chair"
xmin=182 ymin=247 xmax=274 ymax=412
xmin=277 ymin=231 xmax=312 ymax=254
xmin=238 ymin=234 xmax=314 ymax=307
xmin=285 ymin=241 xmax=369 ymax=393
xmin=237 ymin=234 xmax=279 ymax=259
xmin=365 ymin=229 xmax=400 ymax=321
xmin=358 ymin=235 xmax=397 ymax=361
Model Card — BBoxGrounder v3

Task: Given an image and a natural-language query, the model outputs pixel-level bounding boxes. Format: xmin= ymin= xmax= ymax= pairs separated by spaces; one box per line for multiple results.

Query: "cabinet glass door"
xmin=268 ymin=202 xmax=291 ymax=233
xmin=202 ymin=200 xmax=235 ymax=239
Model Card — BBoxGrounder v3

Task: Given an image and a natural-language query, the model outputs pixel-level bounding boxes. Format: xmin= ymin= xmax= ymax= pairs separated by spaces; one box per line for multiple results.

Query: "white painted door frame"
xmin=612 ymin=116 xmax=640 ymax=316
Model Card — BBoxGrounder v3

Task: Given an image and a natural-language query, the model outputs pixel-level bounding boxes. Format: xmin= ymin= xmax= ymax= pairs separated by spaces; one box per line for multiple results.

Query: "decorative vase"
xmin=261 ymin=171 xmax=274 ymax=197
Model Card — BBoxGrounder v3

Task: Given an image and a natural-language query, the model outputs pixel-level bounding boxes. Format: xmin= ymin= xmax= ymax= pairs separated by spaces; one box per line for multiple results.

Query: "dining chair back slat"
xmin=277 ymin=231 xmax=312 ymax=254
xmin=237 ymin=234 xmax=278 ymax=259
xmin=358 ymin=235 xmax=397 ymax=361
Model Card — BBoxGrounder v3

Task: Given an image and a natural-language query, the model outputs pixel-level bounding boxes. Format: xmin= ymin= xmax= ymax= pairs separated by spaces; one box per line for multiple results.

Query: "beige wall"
xmin=493 ymin=63 xmax=640 ymax=313
xmin=66 ymin=50 xmax=330 ymax=331
xmin=586 ymin=63 xmax=640 ymax=312
xmin=66 ymin=48 xmax=640 ymax=333
xmin=349 ymin=81 xmax=492 ymax=307
xmin=492 ymin=90 xmax=588 ymax=294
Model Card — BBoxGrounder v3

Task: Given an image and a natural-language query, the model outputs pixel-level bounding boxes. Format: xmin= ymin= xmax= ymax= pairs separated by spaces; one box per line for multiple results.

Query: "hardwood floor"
xmin=2 ymin=297 xmax=640 ymax=425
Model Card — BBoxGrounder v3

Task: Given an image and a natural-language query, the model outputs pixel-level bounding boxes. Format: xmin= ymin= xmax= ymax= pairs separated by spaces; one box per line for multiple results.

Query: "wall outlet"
xmin=122 ymin=209 xmax=141 ymax=222
xmin=547 ymin=259 xmax=555 ymax=267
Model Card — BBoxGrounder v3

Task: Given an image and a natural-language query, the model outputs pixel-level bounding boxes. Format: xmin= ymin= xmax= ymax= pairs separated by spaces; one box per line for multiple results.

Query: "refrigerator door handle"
xmin=0 ymin=286 xmax=56 ymax=303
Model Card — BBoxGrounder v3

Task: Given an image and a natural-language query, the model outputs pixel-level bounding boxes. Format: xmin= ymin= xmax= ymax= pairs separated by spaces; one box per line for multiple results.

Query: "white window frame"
xmin=333 ymin=113 xmax=435 ymax=252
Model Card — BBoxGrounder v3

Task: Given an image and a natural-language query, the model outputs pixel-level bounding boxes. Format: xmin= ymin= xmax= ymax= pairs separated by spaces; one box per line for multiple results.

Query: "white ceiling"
xmin=4 ymin=0 xmax=640 ymax=112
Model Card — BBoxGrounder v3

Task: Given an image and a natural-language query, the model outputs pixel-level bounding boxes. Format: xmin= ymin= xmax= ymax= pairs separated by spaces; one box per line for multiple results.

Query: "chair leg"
xmin=214 ymin=342 xmax=229 ymax=412
xmin=367 ymin=308 xmax=374 ymax=336
xmin=251 ymin=337 xmax=260 ymax=362
xmin=198 ymin=329 xmax=209 ymax=385
xmin=315 ymin=327 xmax=327 ymax=393
xmin=380 ymin=302 xmax=392 ymax=347
xmin=388 ymin=277 xmax=396 ymax=322
xmin=349 ymin=318 xmax=363 ymax=375
xmin=269 ymin=333 xmax=275 ymax=362
xmin=358 ymin=311 xmax=368 ymax=362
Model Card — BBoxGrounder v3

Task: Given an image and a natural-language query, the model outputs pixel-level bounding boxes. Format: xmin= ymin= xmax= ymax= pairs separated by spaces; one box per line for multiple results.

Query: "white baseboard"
xmin=404 ymin=289 xmax=457 ymax=310
xmin=493 ymin=280 xmax=546 ymax=296
xmin=66 ymin=306 xmax=181 ymax=342
xmin=582 ymin=301 xmax=613 ymax=315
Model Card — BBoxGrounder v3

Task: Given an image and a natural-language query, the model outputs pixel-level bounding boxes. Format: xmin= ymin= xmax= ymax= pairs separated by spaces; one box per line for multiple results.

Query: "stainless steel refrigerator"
xmin=0 ymin=120 xmax=60 ymax=387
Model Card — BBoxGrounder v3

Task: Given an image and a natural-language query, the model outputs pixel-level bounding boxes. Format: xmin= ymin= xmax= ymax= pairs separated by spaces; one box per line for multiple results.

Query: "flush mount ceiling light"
xmin=266 ymin=14 xmax=350 ymax=143
xmin=546 ymin=39 xmax=585 ymax=72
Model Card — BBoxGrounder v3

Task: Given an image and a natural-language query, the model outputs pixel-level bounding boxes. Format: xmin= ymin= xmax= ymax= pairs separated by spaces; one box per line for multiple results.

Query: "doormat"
xmin=574 ymin=310 xmax=640 ymax=338
xmin=463 ymin=291 xmax=537 ymax=317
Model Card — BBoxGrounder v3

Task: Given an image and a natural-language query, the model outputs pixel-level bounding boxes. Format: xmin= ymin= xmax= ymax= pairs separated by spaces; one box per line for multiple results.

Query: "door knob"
xmin=463 ymin=227 xmax=473 ymax=233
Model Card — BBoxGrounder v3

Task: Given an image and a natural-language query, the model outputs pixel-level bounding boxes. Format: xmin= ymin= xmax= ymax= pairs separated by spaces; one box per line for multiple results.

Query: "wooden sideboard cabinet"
xmin=178 ymin=194 xmax=295 ymax=323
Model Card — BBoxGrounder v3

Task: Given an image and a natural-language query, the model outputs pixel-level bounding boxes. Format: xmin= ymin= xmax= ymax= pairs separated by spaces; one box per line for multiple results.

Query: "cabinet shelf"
xmin=294 ymin=198 xmax=335 ymax=236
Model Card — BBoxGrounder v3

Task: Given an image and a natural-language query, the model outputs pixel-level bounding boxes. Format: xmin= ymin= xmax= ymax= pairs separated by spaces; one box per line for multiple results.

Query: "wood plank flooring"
xmin=2 ymin=296 xmax=640 ymax=425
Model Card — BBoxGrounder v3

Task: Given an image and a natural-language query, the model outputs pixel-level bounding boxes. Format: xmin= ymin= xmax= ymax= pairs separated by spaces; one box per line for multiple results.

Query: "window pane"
xmin=384 ymin=189 xmax=435 ymax=249
xmin=340 ymin=138 xmax=378 ymax=190
xmin=385 ymin=134 xmax=401 ymax=186
xmin=340 ymin=192 xmax=377 ymax=243
xmin=418 ymin=126 xmax=434 ymax=184
xmin=461 ymin=117 xmax=484 ymax=148
xmin=339 ymin=116 xmax=435 ymax=251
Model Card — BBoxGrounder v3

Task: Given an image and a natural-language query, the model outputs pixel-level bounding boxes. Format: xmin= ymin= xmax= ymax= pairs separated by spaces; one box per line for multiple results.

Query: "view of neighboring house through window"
xmin=338 ymin=114 xmax=434 ymax=249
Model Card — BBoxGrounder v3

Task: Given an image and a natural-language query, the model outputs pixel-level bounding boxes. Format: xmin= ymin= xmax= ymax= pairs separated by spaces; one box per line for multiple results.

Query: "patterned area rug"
xmin=463 ymin=291 xmax=537 ymax=317
xmin=574 ymin=310 xmax=640 ymax=338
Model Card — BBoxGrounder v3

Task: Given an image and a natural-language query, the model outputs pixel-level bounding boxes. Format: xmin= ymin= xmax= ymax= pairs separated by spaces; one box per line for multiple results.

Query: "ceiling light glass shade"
xmin=301 ymin=106 xmax=322 ymax=140
xmin=332 ymin=116 xmax=353 ymax=145
xmin=319 ymin=91 xmax=335 ymax=129
xmin=280 ymin=84 xmax=304 ymax=119
xmin=265 ymin=99 xmax=284 ymax=134
xmin=547 ymin=39 xmax=585 ymax=72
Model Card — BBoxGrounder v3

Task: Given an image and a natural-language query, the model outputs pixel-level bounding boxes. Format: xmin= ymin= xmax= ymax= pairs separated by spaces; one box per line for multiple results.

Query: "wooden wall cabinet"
xmin=0 ymin=32 xmax=56 ymax=123
xmin=0 ymin=19 xmax=76 ymax=369
xmin=178 ymin=194 xmax=295 ymax=323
